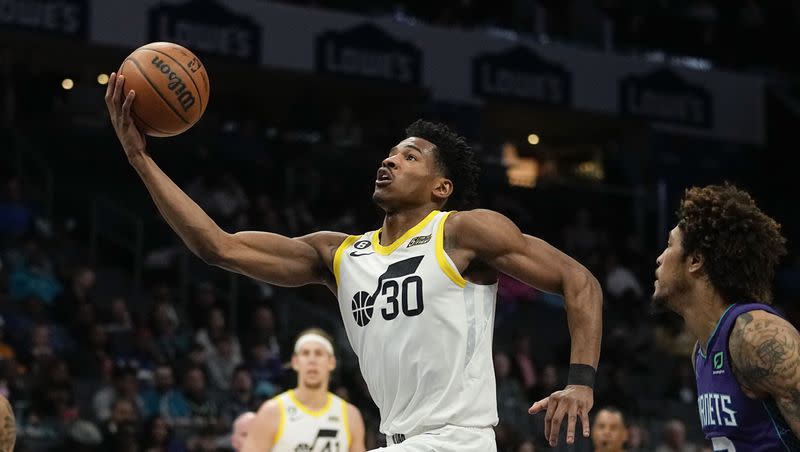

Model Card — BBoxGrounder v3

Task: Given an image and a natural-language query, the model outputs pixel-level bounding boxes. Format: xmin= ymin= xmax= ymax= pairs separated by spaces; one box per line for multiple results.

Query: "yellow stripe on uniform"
xmin=341 ymin=399 xmax=351 ymax=447
xmin=274 ymin=396 xmax=286 ymax=444
xmin=288 ymin=390 xmax=333 ymax=418
xmin=334 ymin=235 xmax=359 ymax=287
xmin=371 ymin=210 xmax=439 ymax=255
xmin=436 ymin=211 xmax=467 ymax=288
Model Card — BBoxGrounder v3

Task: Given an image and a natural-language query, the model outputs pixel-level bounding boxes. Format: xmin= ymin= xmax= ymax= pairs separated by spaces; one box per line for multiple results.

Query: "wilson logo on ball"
xmin=151 ymin=56 xmax=196 ymax=111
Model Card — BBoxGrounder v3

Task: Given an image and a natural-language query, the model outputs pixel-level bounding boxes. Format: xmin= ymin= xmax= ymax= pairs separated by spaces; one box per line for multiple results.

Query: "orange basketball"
xmin=117 ymin=42 xmax=210 ymax=137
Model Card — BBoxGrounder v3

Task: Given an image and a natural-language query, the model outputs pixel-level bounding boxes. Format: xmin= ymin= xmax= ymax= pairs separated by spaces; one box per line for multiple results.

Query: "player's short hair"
xmin=405 ymin=119 xmax=480 ymax=210
xmin=594 ymin=406 xmax=626 ymax=426
xmin=677 ymin=183 xmax=787 ymax=303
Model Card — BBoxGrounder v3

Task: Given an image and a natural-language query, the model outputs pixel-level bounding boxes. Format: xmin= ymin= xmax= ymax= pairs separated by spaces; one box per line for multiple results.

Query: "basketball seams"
xmin=140 ymin=47 xmax=206 ymax=111
xmin=125 ymin=57 xmax=191 ymax=125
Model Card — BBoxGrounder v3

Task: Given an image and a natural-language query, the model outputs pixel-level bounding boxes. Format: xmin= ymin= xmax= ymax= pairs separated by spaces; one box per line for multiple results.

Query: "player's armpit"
xmin=729 ymin=310 xmax=800 ymax=436
xmin=241 ymin=399 xmax=281 ymax=452
xmin=213 ymin=230 xmax=347 ymax=290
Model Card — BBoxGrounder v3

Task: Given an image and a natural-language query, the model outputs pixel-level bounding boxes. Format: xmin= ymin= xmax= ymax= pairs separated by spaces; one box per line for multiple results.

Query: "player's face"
xmin=591 ymin=410 xmax=628 ymax=452
xmin=372 ymin=137 xmax=449 ymax=211
xmin=291 ymin=341 xmax=336 ymax=390
xmin=653 ymin=226 xmax=691 ymax=310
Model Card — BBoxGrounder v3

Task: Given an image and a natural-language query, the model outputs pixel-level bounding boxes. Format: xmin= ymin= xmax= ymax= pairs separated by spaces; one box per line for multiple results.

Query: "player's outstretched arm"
xmin=447 ymin=209 xmax=602 ymax=447
xmin=0 ymin=395 xmax=15 ymax=452
xmin=729 ymin=310 xmax=800 ymax=437
xmin=242 ymin=399 xmax=280 ymax=452
xmin=105 ymin=72 xmax=345 ymax=289
xmin=347 ymin=403 xmax=366 ymax=452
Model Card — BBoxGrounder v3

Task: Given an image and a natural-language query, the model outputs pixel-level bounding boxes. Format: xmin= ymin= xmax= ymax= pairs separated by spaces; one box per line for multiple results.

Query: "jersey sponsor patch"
xmin=407 ymin=234 xmax=431 ymax=247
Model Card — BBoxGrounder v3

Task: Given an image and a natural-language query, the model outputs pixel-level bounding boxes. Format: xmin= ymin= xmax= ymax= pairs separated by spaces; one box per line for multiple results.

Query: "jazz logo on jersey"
xmin=713 ymin=351 xmax=725 ymax=375
xmin=407 ymin=234 xmax=431 ymax=247
xmin=295 ymin=428 xmax=340 ymax=452
xmin=351 ymin=256 xmax=425 ymax=327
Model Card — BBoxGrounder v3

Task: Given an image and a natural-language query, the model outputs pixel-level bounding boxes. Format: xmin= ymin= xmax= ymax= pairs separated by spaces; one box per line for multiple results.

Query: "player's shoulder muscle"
xmin=729 ymin=309 xmax=800 ymax=395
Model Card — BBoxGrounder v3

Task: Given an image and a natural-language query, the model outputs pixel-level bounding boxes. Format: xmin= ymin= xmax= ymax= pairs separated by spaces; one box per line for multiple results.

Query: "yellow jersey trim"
xmin=274 ymin=396 xmax=286 ymax=444
xmin=436 ymin=211 xmax=467 ymax=288
xmin=288 ymin=390 xmax=333 ymax=418
xmin=372 ymin=210 xmax=440 ymax=256
xmin=334 ymin=235 xmax=359 ymax=287
xmin=342 ymin=400 xmax=351 ymax=447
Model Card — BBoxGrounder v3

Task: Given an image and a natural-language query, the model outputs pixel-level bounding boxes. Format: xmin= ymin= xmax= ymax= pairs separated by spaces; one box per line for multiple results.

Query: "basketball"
xmin=117 ymin=42 xmax=210 ymax=137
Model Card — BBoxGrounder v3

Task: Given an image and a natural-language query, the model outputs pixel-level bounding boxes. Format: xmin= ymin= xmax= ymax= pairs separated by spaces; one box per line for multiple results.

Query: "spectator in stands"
xmin=246 ymin=341 xmax=281 ymax=397
xmin=142 ymin=364 xmax=178 ymax=418
xmin=591 ymin=406 xmax=628 ymax=452
xmin=93 ymin=362 xmax=145 ymax=422
xmin=206 ymin=333 xmax=243 ymax=391
xmin=510 ymin=333 xmax=537 ymax=397
xmin=655 ymin=419 xmax=694 ymax=452
xmin=221 ymin=366 xmax=259 ymax=424
xmin=494 ymin=351 xmax=528 ymax=438
xmin=72 ymin=323 xmax=112 ymax=380
xmin=163 ymin=366 xmax=221 ymax=437
xmin=142 ymin=415 xmax=185 ymax=452
xmin=104 ymin=296 xmax=134 ymax=336
xmin=53 ymin=265 xmax=95 ymax=324
xmin=101 ymin=397 xmax=141 ymax=452
xmin=8 ymin=238 xmax=61 ymax=304
xmin=626 ymin=422 xmax=650 ymax=452
xmin=195 ymin=306 xmax=241 ymax=363
xmin=0 ymin=176 xmax=33 ymax=239
xmin=152 ymin=301 xmax=190 ymax=363
xmin=189 ymin=282 xmax=222 ymax=332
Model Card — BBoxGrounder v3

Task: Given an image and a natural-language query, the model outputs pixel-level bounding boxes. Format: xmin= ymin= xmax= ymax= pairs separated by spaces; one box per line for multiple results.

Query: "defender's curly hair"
xmin=405 ymin=119 xmax=480 ymax=210
xmin=677 ymin=183 xmax=787 ymax=303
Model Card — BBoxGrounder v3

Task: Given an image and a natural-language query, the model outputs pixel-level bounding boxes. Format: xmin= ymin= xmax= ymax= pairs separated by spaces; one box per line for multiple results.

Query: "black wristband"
xmin=567 ymin=364 xmax=596 ymax=389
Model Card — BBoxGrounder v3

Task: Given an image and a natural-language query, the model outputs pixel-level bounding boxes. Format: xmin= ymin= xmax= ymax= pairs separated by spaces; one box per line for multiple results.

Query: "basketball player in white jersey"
xmin=243 ymin=328 xmax=366 ymax=452
xmin=232 ymin=412 xmax=255 ymax=451
xmin=106 ymin=72 xmax=603 ymax=449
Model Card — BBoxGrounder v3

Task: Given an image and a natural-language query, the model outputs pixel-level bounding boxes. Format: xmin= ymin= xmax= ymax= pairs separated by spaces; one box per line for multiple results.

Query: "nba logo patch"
xmin=713 ymin=351 xmax=725 ymax=375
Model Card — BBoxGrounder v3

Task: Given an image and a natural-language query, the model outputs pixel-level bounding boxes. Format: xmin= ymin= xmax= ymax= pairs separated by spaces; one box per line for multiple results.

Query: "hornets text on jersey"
xmin=695 ymin=303 xmax=800 ymax=451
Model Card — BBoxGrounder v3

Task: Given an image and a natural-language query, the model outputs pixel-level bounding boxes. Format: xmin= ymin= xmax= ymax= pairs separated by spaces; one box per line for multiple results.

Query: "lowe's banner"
xmin=620 ymin=68 xmax=713 ymax=129
xmin=472 ymin=45 xmax=571 ymax=107
xmin=86 ymin=0 xmax=764 ymax=144
xmin=146 ymin=0 xmax=261 ymax=63
xmin=314 ymin=22 xmax=422 ymax=86
xmin=0 ymin=0 xmax=89 ymax=39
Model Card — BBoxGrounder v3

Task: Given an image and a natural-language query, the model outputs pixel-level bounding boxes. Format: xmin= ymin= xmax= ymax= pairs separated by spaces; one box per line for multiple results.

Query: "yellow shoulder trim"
xmin=372 ymin=210 xmax=439 ymax=256
xmin=274 ymin=396 xmax=286 ymax=444
xmin=436 ymin=211 xmax=467 ymax=288
xmin=341 ymin=398 xmax=351 ymax=447
xmin=288 ymin=390 xmax=333 ymax=418
xmin=333 ymin=235 xmax=360 ymax=287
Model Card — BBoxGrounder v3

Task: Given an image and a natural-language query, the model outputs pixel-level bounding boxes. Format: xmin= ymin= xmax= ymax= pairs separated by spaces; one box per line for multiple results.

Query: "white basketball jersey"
xmin=334 ymin=210 xmax=498 ymax=435
xmin=272 ymin=390 xmax=350 ymax=452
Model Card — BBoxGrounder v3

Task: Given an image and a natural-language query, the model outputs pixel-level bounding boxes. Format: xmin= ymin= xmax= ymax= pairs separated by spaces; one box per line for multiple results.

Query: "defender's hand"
xmin=529 ymin=385 xmax=593 ymax=447
xmin=104 ymin=72 xmax=147 ymax=162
